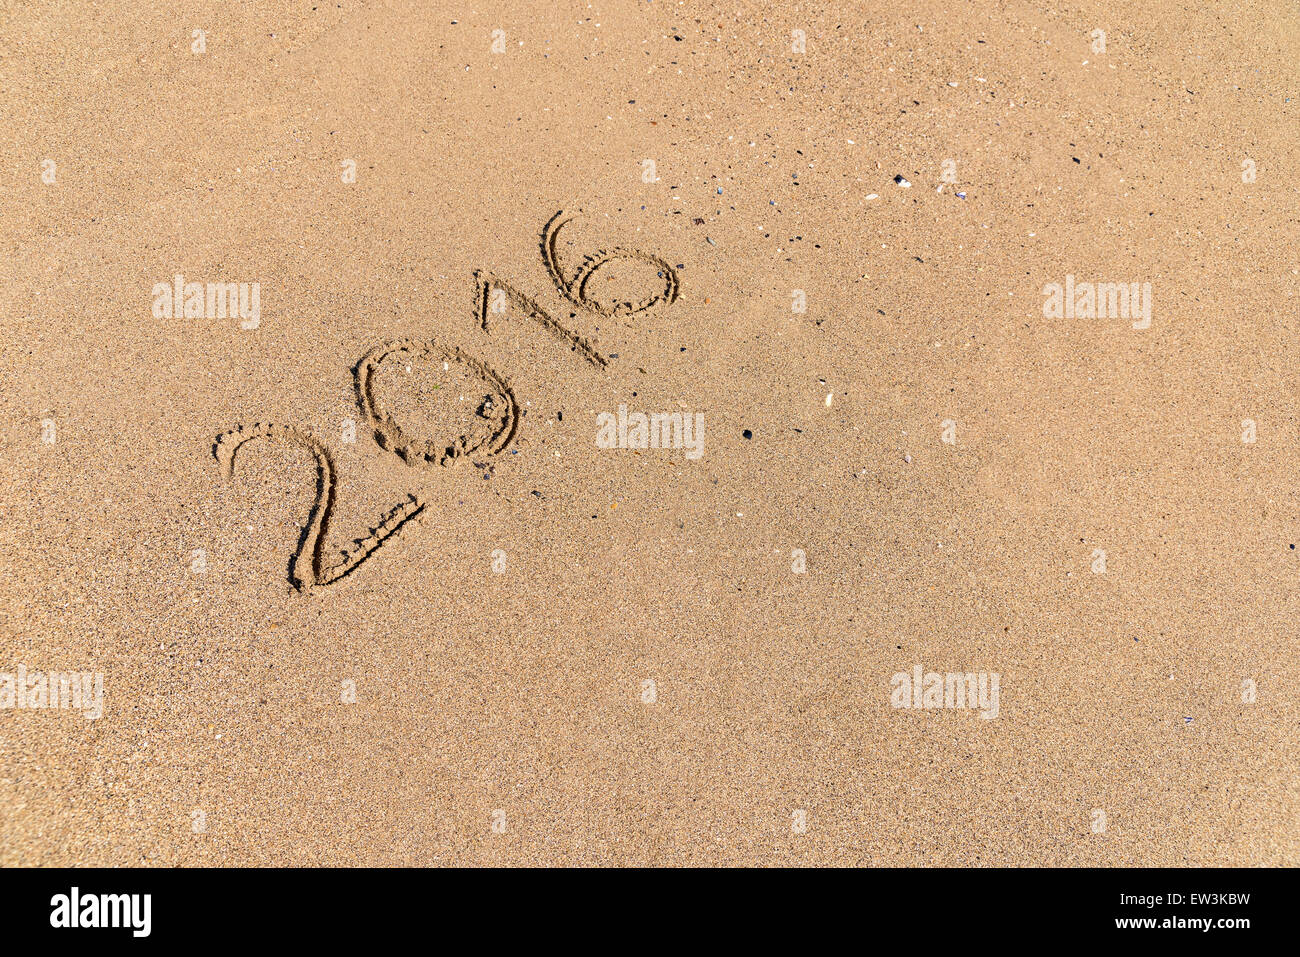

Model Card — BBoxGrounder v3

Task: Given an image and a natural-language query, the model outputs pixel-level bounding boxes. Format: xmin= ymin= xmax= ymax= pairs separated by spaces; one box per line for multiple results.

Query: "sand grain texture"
xmin=1 ymin=0 xmax=1297 ymax=865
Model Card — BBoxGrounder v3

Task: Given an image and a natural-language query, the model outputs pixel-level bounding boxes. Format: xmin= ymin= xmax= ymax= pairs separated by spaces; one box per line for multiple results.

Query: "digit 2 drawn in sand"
xmin=215 ymin=423 xmax=425 ymax=592
xmin=214 ymin=209 xmax=681 ymax=593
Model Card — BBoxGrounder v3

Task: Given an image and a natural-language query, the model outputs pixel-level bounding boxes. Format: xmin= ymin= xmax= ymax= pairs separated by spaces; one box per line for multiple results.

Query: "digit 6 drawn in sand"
xmin=214 ymin=209 xmax=681 ymax=593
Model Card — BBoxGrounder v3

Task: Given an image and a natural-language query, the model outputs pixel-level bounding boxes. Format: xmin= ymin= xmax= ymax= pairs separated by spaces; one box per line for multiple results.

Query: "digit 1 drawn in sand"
xmin=474 ymin=208 xmax=682 ymax=367
xmin=214 ymin=423 xmax=426 ymax=593
xmin=472 ymin=269 xmax=609 ymax=368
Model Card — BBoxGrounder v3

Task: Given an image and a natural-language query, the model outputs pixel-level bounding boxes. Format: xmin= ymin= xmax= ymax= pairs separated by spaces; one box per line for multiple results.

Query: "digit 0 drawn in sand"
xmin=214 ymin=423 xmax=426 ymax=593
xmin=214 ymin=208 xmax=681 ymax=593
xmin=355 ymin=338 xmax=520 ymax=466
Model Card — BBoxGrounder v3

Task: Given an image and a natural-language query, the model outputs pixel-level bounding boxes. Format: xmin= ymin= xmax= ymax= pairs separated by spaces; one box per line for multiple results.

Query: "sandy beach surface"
xmin=2 ymin=0 xmax=1297 ymax=865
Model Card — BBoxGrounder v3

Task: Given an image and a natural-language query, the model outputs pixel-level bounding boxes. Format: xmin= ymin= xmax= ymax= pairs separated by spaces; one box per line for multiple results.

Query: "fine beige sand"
xmin=2 ymin=0 xmax=1297 ymax=866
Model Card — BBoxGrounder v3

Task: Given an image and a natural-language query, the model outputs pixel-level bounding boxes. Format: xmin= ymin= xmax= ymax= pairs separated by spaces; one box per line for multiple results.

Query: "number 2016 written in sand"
xmin=214 ymin=209 xmax=681 ymax=593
